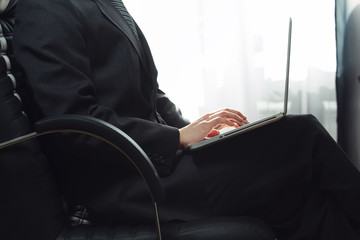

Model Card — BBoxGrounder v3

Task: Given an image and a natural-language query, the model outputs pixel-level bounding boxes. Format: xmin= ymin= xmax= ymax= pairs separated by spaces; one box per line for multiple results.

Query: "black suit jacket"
xmin=13 ymin=0 xmax=193 ymax=223
xmin=14 ymin=0 xmax=190 ymax=167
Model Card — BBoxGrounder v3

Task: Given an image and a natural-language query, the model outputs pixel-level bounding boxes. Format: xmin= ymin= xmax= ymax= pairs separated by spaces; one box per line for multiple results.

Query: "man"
xmin=13 ymin=0 xmax=360 ymax=239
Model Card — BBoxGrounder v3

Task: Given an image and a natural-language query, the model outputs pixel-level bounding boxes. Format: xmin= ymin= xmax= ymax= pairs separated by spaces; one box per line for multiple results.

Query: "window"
xmin=126 ymin=0 xmax=337 ymax=139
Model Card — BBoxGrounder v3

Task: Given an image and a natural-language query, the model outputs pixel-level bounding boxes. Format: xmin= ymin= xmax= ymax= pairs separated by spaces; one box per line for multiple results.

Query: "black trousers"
xmin=159 ymin=115 xmax=360 ymax=240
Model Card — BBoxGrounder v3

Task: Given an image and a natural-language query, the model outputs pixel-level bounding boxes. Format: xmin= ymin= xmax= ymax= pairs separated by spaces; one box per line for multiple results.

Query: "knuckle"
xmin=202 ymin=113 xmax=212 ymax=119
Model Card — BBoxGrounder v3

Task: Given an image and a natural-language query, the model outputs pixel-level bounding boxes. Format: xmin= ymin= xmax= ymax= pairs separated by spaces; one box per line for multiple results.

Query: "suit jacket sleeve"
xmin=13 ymin=0 xmax=181 ymax=175
xmin=156 ymin=89 xmax=190 ymax=128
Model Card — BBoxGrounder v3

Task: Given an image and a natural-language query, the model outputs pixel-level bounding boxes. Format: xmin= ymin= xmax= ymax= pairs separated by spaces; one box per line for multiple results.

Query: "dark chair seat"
xmin=59 ymin=217 xmax=274 ymax=240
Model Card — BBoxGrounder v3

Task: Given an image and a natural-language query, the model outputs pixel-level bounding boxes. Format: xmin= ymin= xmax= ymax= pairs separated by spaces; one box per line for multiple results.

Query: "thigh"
xmin=191 ymin=114 xmax=360 ymax=215
xmin=191 ymin=115 xmax=313 ymax=211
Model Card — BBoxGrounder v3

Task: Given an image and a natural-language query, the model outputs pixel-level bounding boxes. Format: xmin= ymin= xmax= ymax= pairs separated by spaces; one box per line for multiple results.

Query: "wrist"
xmin=178 ymin=128 xmax=187 ymax=150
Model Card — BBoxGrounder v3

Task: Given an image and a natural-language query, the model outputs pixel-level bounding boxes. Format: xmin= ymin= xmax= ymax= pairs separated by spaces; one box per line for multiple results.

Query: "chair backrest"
xmin=0 ymin=1 xmax=66 ymax=239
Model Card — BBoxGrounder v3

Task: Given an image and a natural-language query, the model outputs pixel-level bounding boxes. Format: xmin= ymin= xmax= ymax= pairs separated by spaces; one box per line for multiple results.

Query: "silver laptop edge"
xmin=284 ymin=17 xmax=292 ymax=116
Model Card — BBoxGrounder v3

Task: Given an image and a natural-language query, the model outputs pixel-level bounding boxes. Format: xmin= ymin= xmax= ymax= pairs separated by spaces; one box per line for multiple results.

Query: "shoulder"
xmin=13 ymin=0 xmax=103 ymax=43
xmin=14 ymin=0 xmax=101 ymax=23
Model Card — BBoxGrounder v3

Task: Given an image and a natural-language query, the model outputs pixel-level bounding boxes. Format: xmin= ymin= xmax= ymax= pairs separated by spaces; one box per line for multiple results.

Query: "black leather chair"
xmin=0 ymin=1 xmax=276 ymax=239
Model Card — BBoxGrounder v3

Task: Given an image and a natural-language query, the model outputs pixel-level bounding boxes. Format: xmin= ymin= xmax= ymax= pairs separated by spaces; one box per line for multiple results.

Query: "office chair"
xmin=0 ymin=0 xmax=276 ymax=239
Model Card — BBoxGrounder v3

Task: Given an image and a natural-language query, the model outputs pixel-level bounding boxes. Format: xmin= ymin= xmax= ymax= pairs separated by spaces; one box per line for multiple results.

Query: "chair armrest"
xmin=0 ymin=114 xmax=165 ymax=238
xmin=33 ymin=114 xmax=166 ymax=202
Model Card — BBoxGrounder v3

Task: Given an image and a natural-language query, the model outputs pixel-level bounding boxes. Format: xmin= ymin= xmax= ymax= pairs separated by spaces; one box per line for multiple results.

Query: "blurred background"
xmin=125 ymin=0 xmax=337 ymax=139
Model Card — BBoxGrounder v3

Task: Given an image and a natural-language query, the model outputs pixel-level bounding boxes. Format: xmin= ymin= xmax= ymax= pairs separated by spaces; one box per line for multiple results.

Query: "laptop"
xmin=188 ymin=18 xmax=292 ymax=151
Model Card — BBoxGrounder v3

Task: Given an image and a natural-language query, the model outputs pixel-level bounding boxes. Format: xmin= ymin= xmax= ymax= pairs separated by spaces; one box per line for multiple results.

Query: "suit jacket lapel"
xmin=93 ymin=0 xmax=153 ymax=78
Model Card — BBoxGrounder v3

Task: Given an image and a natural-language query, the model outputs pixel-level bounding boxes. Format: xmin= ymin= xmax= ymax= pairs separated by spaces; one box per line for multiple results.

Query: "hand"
xmin=178 ymin=108 xmax=249 ymax=149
